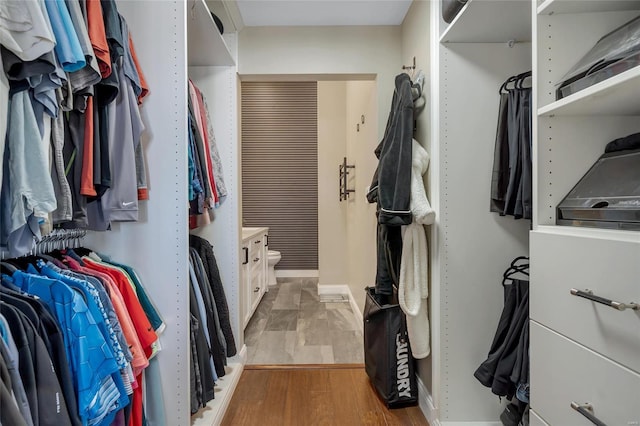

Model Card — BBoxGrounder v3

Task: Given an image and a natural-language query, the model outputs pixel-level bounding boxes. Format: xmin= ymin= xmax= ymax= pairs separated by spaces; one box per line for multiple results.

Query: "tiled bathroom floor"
xmin=244 ymin=278 xmax=364 ymax=364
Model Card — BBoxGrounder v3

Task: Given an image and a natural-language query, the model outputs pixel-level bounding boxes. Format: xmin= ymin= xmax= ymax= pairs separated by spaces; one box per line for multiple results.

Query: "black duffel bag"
xmin=363 ymin=287 xmax=418 ymax=408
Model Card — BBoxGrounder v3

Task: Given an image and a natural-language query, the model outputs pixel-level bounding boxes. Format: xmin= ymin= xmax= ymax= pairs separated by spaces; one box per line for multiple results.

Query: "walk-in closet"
xmin=2 ymin=1 xmax=640 ymax=425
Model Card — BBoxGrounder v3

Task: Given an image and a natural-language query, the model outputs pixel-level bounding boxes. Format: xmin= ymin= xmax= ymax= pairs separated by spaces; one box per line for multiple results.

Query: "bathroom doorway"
xmin=239 ymin=76 xmax=378 ymax=365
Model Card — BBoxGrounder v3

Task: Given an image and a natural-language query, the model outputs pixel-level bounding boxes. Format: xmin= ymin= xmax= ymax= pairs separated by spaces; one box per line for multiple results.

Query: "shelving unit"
xmin=187 ymin=0 xmax=234 ymax=66
xmin=531 ymin=1 xmax=640 ymax=424
xmin=440 ymin=0 xmax=531 ymax=43
xmin=538 ymin=65 xmax=640 ymax=116
xmin=187 ymin=2 xmax=243 ymax=424
xmin=81 ymin=1 xmax=243 ymax=425
xmin=429 ymin=0 xmax=532 ymax=423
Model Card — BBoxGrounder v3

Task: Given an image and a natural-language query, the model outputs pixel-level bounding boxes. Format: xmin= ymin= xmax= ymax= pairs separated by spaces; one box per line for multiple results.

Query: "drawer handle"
xmin=242 ymin=247 xmax=248 ymax=265
xmin=571 ymin=402 xmax=607 ymax=426
xmin=255 ymin=240 xmax=261 ymax=244
xmin=253 ymin=257 xmax=260 ymax=262
xmin=254 ymin=287 xmax=260 ymax=293
xmin=570 ymin=288 xmax=639 ymax=312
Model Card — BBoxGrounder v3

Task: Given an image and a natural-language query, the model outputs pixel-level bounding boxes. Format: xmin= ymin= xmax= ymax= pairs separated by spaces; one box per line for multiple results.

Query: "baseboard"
xmin=235 ymin=344 xmax=248 ymax=364
xmin=318 ymin=284 xmax=363 ymax=332
xmin=191 ymin=348 xmax=246 ymax=426
xmin=348 ymin=290 xmax=363 ymax=331
xmin=417 ymin=376 xmax=440 ymax=426
xmin=441 ymin=423 xmax=502 ymax=426
xmin=275 ymin=269 xmax=319 ymax=278
xmin=317 ymin=284 xmax=350 ymax=295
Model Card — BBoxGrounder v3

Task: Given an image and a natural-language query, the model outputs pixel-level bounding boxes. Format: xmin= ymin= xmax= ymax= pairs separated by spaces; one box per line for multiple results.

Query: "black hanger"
xmin=73 ymin=247 xmax=93 ymax=257
xmin=5 ymin=255 xmax=43 ymax=271
xmin=0 ymin=261 xmax=18 ymax=275
xmin=514 ymin=71 xmax=532 ymax=90
xmin=502 ymin=256 xmax=529 ymax=286
xmin=499 ymin=75 xmax=517 ymax=94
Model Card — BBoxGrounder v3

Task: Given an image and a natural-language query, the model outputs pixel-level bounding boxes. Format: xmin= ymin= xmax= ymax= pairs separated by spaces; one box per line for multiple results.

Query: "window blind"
xmin=241 ymin=82 xmax=318 ymax=270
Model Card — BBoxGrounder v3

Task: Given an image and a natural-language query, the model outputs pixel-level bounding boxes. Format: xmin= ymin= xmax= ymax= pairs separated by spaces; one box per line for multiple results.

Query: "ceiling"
xmin=210 ymin=0 xmax=413 ymax=30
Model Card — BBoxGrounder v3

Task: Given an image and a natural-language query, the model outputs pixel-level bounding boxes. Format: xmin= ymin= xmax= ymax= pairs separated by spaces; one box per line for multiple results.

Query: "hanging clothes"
xmin=188 ymin=235 xmax=237 ymax=415
xmin=0 ymin=0 xmax=151 ymax=256
xmin=366 ymin=73 xmax=415 ymax=296
xmin=490 ymin=71 xmax=532 ymax=220
xmin=0 ymin=244 xmax=165 ymax=426
xmin=398 ymin=139 xmax=435 ymax=360
xmin=187 ymin=80 xmax=227 ymax=229
xmin=474 ymin=257 xmax=530 ymax=424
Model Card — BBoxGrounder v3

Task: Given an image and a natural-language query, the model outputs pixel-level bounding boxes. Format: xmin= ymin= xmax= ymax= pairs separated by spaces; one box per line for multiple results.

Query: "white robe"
xmin=399 ymin=139 xmax=434 ymax=359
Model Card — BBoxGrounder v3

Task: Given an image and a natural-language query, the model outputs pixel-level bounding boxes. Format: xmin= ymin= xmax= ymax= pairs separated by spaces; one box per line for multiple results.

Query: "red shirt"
xmin=82 ymin=258 xmax=158 ymax=357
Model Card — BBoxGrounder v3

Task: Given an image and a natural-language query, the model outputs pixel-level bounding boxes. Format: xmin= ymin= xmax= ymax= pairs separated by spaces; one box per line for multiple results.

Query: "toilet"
xmin=267 ymin=250 xmax=281 ymax=286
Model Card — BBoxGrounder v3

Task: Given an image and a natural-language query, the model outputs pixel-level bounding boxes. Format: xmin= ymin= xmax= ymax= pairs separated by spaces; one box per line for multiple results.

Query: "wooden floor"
xmin=221 ymin=364 xmax=430 ymax=426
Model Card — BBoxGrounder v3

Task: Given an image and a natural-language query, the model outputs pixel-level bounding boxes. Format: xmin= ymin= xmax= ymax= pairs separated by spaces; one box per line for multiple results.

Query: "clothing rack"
xmin=36 ymin=229 xmax=88 ymax=252
xmin=339 ymin=156 xmax=355 ymax=201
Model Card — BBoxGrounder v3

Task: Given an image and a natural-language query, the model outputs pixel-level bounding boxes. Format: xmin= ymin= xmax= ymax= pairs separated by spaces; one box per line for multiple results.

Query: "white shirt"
xmin=0 ymin=0 xmax=56 ymax=62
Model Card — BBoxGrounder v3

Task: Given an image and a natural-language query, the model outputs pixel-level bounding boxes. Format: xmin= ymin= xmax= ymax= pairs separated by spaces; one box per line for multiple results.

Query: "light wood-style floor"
xmin=221 ymin=364 xmax=430 ymax=426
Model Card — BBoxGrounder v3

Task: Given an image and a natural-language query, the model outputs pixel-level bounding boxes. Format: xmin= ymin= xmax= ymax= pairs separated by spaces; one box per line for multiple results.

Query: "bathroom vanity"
xmin=241 ymin=227 xmax=269 ymax=328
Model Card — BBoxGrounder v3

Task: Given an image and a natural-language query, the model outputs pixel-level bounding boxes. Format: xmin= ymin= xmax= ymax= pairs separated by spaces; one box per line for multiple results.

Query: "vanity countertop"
xmin=242 ymin=227 xmax=268 ymax=241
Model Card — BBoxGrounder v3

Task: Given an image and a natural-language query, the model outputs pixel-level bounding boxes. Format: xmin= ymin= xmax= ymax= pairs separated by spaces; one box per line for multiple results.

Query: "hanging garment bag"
xmin=363 ymin=287 xmax=418 ymax=408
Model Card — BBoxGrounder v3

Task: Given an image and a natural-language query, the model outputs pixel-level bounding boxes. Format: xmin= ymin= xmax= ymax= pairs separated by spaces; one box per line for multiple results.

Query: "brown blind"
xmin=241 ymin=82 xmax=318 ymax=270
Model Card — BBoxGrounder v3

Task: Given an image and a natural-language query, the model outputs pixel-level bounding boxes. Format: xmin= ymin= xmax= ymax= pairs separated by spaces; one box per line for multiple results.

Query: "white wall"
xmin=345 ymin=81 xmax=378 ymax=313
xmin=401 ymin=0 xmax=434 ymax=399
xmin=317 ymin=80 xmax=377 ymax=313
xmin=317 ymin=81 xmax=348 ymax=286
xmin=238 ymin=26 xmax=402 ymax=144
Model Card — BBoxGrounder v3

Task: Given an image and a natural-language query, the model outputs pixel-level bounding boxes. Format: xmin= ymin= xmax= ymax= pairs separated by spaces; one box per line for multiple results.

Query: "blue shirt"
xmin=38 ymin=263 xmax=130 ymax=423
xmin=44 ymin=0 xmax=86 ymax=72
xmin=12 ymin=269 xmax=120 ymax=426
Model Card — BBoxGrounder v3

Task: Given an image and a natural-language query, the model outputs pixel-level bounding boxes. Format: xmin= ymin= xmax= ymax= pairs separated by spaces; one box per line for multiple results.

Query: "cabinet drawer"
xmin=531 ymin=231 xmax=640 ymax=373
xmin=531 ymin=321 xmax=640 ymax=426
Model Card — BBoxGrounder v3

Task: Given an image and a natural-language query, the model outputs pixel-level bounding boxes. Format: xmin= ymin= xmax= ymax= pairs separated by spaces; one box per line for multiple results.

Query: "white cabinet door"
xmin=530 ymin=321 xmax=640 ymax=426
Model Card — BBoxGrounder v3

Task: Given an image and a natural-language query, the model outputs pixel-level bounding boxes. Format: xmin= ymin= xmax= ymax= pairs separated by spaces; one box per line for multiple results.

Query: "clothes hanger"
xmin=499 ymin=75 xmax=517 ymax=94
xmin=502 ymin=256 xmax=529 ymax=286
xmin=412 ymin=69 xmax=425 ymax=102
xmin=514 ymin=71 xmax=532 ymax=90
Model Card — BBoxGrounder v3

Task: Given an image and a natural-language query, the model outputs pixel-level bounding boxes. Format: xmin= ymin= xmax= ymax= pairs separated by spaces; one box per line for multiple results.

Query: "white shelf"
xmin=534 ymin=225 xmax=640 ymax=243
xmin=538 ymin=66 xmax=640 ymax=116
xmin=538 ymin=0 xmax=640 ymax=15
xmin=440 ymin=0 xmax=531 ymax=43
xmin=188 ymin=0 xmax=234 ymax=67
xmin=191 ymin=360 xmax=245 ymax=426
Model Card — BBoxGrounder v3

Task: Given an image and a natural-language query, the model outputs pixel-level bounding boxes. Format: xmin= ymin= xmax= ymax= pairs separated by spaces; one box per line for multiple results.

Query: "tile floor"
xmin=244 ymin=277 xmax=364 ymax=365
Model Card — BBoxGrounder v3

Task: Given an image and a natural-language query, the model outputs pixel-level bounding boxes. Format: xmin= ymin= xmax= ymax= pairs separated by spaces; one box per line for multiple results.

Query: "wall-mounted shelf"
xmin=537 ymin=0 xmax=640 ymax=16
xmin=188 ymin=0 xmax=235 ymax=66
xmin=440 ymin=0 xmax=531 ymax=43
xmin=538 ymin=66 xmax=640 ymax=116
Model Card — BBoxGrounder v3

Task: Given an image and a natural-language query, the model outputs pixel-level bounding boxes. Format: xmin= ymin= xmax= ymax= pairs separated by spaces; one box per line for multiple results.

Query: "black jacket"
xmin=367 ymin=73 xmax=414 ymax=226
xmin=189 ymin=235 xmax=237 ymax=357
